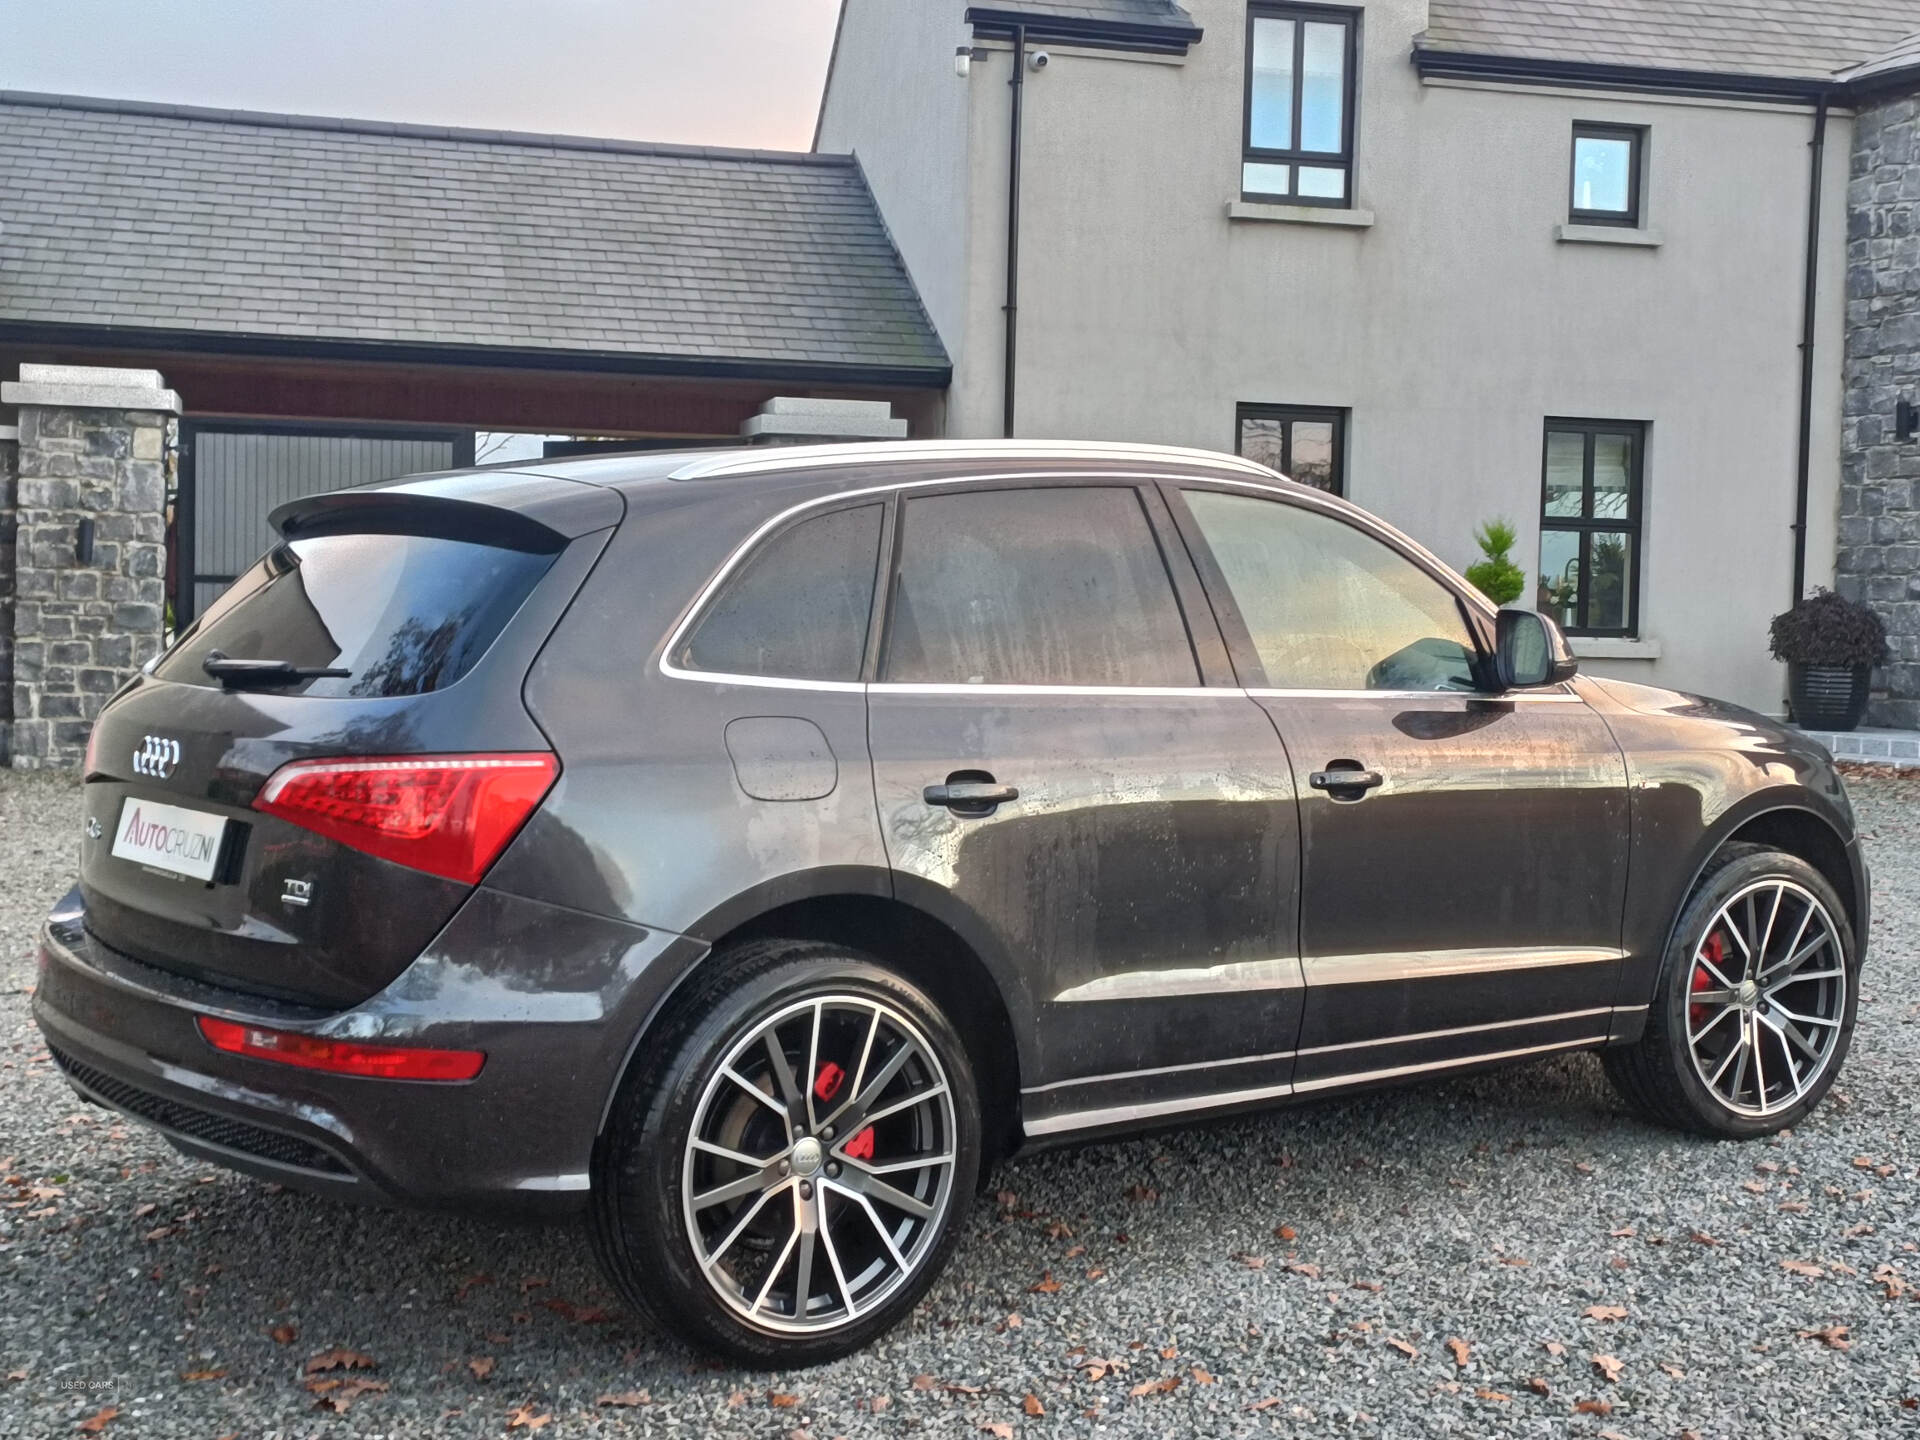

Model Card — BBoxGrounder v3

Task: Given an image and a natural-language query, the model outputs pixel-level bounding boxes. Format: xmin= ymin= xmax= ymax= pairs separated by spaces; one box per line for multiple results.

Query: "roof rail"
xmin=668 ymin=438 xmax=1281 ymax=483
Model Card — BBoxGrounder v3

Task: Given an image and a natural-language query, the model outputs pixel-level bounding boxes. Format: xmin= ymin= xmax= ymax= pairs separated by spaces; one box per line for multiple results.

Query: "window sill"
xmin=1570 ymin=636 xmax=1661 ymax=660
xmin=1227 ymin=201 xmax=1375 ymax=228
xmin=1556 ymin=223 xmax=1661 ymax=248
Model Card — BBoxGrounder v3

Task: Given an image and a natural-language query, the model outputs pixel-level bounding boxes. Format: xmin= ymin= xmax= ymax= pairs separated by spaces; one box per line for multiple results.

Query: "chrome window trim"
xmin=1296 ymin=1006 xmax=1614 ymax=1057
xmin=659 ymin=468 xmax=1277 ymax=689
xmin=871 ymin=683 xmax=1223 ymax=699
xmin=1022 ymin=1046 xmax=1298 ymax=1096
xmin=1302 ymin=945 xmax=1624 ymax=987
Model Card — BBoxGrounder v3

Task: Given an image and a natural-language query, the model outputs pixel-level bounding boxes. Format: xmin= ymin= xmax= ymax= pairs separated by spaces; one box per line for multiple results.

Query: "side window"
xmin=882 ymin=487 xmax=1200 ymax=687
xmin=675 ymin=504 xmax=882 ymax=681
xmin=1183 ymin=489 xmax=1480 ymax=692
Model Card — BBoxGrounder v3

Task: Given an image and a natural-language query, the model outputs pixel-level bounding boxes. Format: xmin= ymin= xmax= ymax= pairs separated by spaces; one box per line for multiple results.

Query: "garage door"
xmin=180 ymin=425 xmax=471 ymax=622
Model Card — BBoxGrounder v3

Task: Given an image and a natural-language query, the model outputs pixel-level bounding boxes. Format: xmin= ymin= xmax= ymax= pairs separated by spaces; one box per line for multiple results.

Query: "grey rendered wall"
xmin=815 ymin=0 xmax=974 ymax=363
xmin=830 ymin=0 xmax=1850 ymax=715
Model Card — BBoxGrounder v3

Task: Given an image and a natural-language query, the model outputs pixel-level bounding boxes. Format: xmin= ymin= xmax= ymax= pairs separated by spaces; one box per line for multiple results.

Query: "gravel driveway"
xmin=4 ymin=767 xmax=1918 ymax=1439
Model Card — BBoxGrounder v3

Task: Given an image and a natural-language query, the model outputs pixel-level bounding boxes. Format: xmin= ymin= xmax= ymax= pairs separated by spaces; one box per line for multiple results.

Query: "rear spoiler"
xmin=271 ymin=470 xmax=623 ymax=552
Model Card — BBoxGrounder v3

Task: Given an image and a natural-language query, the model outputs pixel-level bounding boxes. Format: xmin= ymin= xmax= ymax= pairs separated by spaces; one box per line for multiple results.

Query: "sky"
xmin=0 ymin=0 xmax=844 ymax=150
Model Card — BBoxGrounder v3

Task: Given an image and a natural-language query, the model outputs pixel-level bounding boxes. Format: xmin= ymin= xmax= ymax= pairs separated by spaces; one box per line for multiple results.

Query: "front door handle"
xmin=924 ymin=780 xmax=1020 ymax=814
xmin=1309 ymin=767 xmax=1384 ymax=797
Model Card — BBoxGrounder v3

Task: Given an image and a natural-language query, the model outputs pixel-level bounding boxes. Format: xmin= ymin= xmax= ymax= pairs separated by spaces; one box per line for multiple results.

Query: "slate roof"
xmin=0 ymin=92 xmax=948 ymax=379
xmin=1421 ymin=0 xmax=1920 ymax=81
xmin=1839 ymin=28 xmax=1920 ymax=84
xmin=964 ymin=0 xmax=1200 ymax=45
xmin=983 ymin=0 xmax=1193 ymax=24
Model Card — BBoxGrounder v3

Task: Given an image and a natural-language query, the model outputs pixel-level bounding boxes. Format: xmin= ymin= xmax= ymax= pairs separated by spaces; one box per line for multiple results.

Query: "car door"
xmin=1165 ymin=481 xmax=1631 ymax=1091
xmin=866 ymin=479 xmax=1304 ymax=1136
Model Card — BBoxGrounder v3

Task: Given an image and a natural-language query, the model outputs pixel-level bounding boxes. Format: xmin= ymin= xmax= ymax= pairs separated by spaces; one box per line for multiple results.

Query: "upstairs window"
xmin=1243 ymin=4 xmax=1358 ymax=206
xmin=1570 ymin=123 xmax=1643 ymax=227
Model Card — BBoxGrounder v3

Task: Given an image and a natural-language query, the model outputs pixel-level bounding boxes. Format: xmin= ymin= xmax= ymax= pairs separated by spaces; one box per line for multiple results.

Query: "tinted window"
xmin=156 ymin=533 xmax=555 ymax=697
xmin=1184 ymin=490 xmax=1480 ymax=692
xmin=676 ymin=504 xmax=882 ymax=681
xmin=883 ymin=487 xmax=1199 ymax=687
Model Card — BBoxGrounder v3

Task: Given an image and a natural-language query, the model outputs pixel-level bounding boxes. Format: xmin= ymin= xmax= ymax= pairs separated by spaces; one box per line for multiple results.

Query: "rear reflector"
xmin=197 ymin=1016 xmax=485 ymax=1081
xmin=253 ymin=753 xmax=558 ymax=885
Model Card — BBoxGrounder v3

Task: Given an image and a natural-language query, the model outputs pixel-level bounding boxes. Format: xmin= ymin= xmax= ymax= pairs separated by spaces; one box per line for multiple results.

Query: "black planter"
xmin=1788 ymin=662 xmax=1873 ymax=732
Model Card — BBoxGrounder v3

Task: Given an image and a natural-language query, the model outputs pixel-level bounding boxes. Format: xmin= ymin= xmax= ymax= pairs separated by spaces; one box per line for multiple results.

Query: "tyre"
xmin=1603 ymin=844 xmax=1859 ymax=1138
xmin=590 ymin=939 xmax=981 ymax=1365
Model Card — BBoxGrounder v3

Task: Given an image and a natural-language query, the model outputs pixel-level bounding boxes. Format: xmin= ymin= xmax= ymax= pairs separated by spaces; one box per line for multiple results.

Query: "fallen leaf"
xmin=1581 ymin=1305 xmax=1628 ymax=1322
xmin=1853 ymin=1156 xmax=1875 ymax=1170
xmin=1743 ymin=1180 xmax=1770 ymax=1194
xmin=1573 ymin=1161 xmax=1594 ymax=1175
xmin=1128 ymin=1375 xmax=1181 ymax=1397
xmin=1525 ymin=1377 xmax=1550 ymax=1396
xmin=1593 ymin=1354 xmax=1624 ymax=1383
xmin=1574 ymin=1398 xmax=1614 ymax=1416
xmin=869 ymin=1395 xmax=891 ymax=1412
xmin=304 ymin=1349 xmax=377 ymax=1376
xmin=1022 ymin=1392 xmax=1044 ymax=1416
xmin=768 ymin=1392 xmax=800 ymax=1407
xmin=1608 ymin=1227 xmax=1635 ymax=1238
xmin=1660 ymin=1362 xmax=1686 ymax=1379
xmin=1544 ymin=1340 xmax=1566 ymax=1356
xmin=133 ymin=1203 xmax=157 ymax=1218
xmin=1499 ymin=1255 xmax=1531 ymax=1268
xmin=1352 ymin=1280 xmax=1383 ymax=1293
xmin=268 ymin=1323 xmax=298 ymax=1345
xmin=1124 ymin=1184 xmax=1158 ymax=1203
xmin=1158 ymin=1346 xmax=1177 ymax=1360
xmin=1689 ymin=1231 xmax=1719 ymax=1246
xmin=180 ymin=1368 xmax=226 ymax=1382
xmin=1276 ymin=1224 xmax=1297 ymax=1241
xmin=1063 ymin=1244 xmax=1085 ymax=1259
xmin=1446 ymin=1337 xmax=1471 ymax=1368
xmin=980 ymin=1425 xmax=1013 ymax=1439
xmin=1246 ymin=1397 xmax=1285 ymax=1411
xmin=597 ymin=1391 xmax=650 ymax=1407
xmin=1780 ymin=1201 xmax=1810 ymax=1213
xmin=1387 ymin=1338 xmax=1418 ymax=1360
xmin=468 ymin=1357 xmax=495 ymax=1381
xmin=911 ymin=1375 xmax=937 ymax=1391
xmin=1236 ymin=1253 xmax=1268 ymax=1270
xmin=1782 ymin=1259 xmax=1825 ymax=1279
xmin=1004 ymin=1312 xmax=1022 ymax=1328
xmin=505 ymin=1403 xmax=551 ymax=1430
xmin=1798 ymin=1325 xmax=1851 ymax=1351
xmin=1476 ymin=1387 xmax=1511 ymax=1402
xmin=77 ymin=1406 xmax=119 ymax=1433
xmin=1029 ymin=1272 xmax=1062 ymax=1294
xmin=1191 ymin=1366 xmax=1215 ymax=1385
xmin=1285 ymin=1261 xmax=1321 ymax=1279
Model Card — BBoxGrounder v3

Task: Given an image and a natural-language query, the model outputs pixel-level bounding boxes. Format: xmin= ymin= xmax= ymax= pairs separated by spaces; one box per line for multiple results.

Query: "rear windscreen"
xmin=156 ymin=533 xmax=556 ymax=697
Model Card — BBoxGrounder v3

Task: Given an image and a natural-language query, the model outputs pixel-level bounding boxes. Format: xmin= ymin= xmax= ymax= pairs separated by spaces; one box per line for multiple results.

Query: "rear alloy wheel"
xmin=591 ymin=942 xmax=980 ymax=1365
xmin=1603 ymin=845 xmax=1859 ymax=1138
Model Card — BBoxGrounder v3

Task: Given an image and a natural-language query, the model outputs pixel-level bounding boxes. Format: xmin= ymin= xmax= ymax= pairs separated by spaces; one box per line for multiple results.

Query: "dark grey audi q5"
xmin=35 ymin=440 xmax=1867 ymax=1363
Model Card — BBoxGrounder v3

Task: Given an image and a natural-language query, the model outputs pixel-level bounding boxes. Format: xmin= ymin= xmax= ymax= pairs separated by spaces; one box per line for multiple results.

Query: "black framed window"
xmin=1538 ymin=420 xmax=1644 ymax=637
xmin=1570 ymin=123 xmax=1643 ymax=227
xmin=881 ymin=487 xmax=1200 ymax=687
xmin=1236 ymin=404 xmax=1346 ymax=495
xmin=1242 ymin=4 xmax=1359 ymax=206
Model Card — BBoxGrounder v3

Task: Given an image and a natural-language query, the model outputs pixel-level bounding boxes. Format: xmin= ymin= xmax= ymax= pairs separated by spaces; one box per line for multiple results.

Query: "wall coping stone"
xmin=2 ymin=363 xmax=180 ymax=414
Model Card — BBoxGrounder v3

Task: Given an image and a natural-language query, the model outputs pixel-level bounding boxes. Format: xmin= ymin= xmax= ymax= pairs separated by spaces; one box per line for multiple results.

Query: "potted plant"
xmin=1464 ymin=519 xmax=1526 ymax=606
xmin=1768 ymin=588 xmax=1889 ymax=731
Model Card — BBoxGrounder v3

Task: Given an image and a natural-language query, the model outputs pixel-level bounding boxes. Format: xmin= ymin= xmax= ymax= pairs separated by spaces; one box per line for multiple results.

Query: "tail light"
xmin=253 ymin=753 xmax=558 ymax=885
xmin=198 ymin=1016 xmax=484 ymax=1081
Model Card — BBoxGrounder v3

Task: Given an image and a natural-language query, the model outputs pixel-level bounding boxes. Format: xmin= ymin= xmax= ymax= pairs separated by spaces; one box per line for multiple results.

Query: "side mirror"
xmin=1495 ymin=608 xmax=1578 ymax=690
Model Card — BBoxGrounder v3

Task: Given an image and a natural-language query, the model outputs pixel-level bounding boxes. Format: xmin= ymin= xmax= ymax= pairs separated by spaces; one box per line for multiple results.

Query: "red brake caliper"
xmin=1690 ymin=932 xmax=1724 ymax=1027
xmin=811 ymin=1061 xmax=874 ymax=1159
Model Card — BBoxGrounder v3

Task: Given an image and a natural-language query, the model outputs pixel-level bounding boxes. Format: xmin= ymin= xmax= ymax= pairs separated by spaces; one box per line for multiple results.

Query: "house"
xmin=816 ymin=0 xmax=1920 ymax=720
xmin=5 ymin=2 xmax=1920 ymax=767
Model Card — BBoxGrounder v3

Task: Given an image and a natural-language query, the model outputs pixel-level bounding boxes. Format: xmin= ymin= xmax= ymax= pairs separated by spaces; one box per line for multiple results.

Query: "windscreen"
xmin=156 ymin=532 xmax=555 ymax=697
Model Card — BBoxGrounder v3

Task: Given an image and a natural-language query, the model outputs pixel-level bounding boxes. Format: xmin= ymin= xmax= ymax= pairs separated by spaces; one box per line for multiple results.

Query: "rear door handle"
xmin=1309 ymin=768 xmax=1384 ymax=795
xmin=923 ymin=781 xmax=1020 ymax=811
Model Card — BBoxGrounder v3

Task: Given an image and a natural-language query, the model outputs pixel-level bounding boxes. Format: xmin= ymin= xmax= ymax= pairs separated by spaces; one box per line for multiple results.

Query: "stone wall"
xmin=1841 ymin=94 xmax=1920 ymax=728
xmin=0 ymin=426 xmax=17 ymax=762
xmin=1 ymin=365 xmax=178 ymax=769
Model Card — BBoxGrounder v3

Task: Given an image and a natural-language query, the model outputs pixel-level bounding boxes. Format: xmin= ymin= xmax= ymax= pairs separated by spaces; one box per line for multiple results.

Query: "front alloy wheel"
xmin=591 ymin=941 xmax=981 ymax=1365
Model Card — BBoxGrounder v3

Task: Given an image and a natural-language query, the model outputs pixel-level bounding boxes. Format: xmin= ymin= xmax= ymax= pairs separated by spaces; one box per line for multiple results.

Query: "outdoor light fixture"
xmin=954 ymin=45 xmax=972 ymax=78
xmin=74 ymin=517 xmax=95 ymax=565
xmin=1898 ymin=396 xmax=1919 ymax=442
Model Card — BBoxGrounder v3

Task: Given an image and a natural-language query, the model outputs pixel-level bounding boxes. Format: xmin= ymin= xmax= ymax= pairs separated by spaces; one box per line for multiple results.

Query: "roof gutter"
xmin=1411 ymin=48 xmax=1834 ymax=106
xmin=965 ymin=7 xmax=1201 ymax=55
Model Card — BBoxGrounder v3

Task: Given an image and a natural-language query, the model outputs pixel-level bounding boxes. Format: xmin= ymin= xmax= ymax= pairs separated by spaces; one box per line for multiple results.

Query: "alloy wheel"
xmin=680 ymin=994 xmax=957 ymax=1333
xmin=1683 ymin=878 xmax=1846 ymax=1119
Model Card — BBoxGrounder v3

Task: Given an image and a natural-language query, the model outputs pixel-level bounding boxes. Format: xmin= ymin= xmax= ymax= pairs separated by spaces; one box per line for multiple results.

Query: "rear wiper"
xmin=202 ymin=649 xmax=350 ymax=689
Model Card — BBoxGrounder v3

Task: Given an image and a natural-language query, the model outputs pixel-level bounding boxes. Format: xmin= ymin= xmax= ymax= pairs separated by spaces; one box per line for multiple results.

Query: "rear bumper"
xmin=32 ymin=885 xmax=702 ymax=1216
